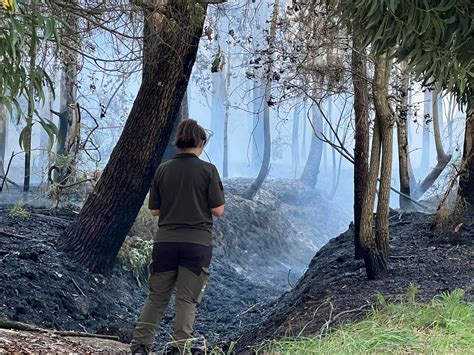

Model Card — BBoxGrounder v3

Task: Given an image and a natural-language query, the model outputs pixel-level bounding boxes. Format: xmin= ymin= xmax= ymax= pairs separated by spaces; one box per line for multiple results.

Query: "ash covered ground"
xmin=0 ymin=179 xmax=349 ymax=351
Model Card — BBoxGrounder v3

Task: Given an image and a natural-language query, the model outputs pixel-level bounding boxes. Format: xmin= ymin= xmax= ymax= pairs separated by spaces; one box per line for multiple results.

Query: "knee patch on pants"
xmin=192 ymin=267 xmax=209 ymax=304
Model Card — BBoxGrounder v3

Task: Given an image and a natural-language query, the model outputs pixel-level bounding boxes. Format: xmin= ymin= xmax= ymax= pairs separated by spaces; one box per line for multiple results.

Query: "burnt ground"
xmin=1 ymin=179 xmax=472 ymax=353
xmin=234 ymin=211 xmax=474 ymax=353
xmin=0 ymin=179 xmax=348 ymax=352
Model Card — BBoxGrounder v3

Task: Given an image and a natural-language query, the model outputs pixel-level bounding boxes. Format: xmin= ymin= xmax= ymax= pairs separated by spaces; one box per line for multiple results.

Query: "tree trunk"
xmin=300 ymin=88 xmax=324 ymax=188
xmin=291 ymin=105 xmax=300 ymax=178
xmin=209 ymin=68 xmax=226 ymax=172
xmin=54 ymin=3 xmax=79 ymax=185
xmin=58 ymin=1 xmax=207 ymax=273
xmin=420 ymin=90 xmax=432 ymax=174
xmin=223 ymin=52 xmax=231 ymax=178
xmin=251 ymin=82 xmax=265 ymax=171
xmin=243 ymin=0 xmax=279 ymax=200
xmin=301 ymin=101 xmax=307 ymax=160
xmin=411 ymin=89 xmax=451 ymax=200
xmin=328 ymin=96 xmax=341 ymax=199
xmin=23 ymin=15 xmax=37 ymax=192
xmin=359 ymin=55 xmax=389 ymax=280
xmin=0 ymin=104 xmax=7 ymax=178
xmin=161 ymin=90 xmax=188 ymax=163
xmin=374 ymin=56 xmax=393 ymax=262
xmin=397 ymin=65 xmax=412 ymax=210
xmin=457 ymin=99 xmax=474 ymax=213
xmin=351 ymin=37 xmax=369 ymax=260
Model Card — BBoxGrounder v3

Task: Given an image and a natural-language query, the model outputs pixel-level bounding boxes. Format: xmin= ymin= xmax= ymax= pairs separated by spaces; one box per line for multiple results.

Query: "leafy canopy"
xmin=335 ymin=0 xmax=473 ymax=105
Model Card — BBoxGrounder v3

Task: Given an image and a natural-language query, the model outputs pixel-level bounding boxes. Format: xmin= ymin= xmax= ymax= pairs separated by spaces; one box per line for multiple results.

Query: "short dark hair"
xmin=174 ymin=119 xmax=207 ymax=149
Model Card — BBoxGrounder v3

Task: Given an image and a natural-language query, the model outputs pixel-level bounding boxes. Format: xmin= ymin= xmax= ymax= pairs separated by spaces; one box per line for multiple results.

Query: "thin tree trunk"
xmin=55 ymin=3 xmax=79 ymax=184
xmin=411 ymin=89 xmax=452 ymax=200
xmin=359 ymin=55 xmax=390 ymax=280
xmin=374 ymin=56 xmax=393 ymax=261
xmin=0 ymin=104 xmax=7 ymax=177
xmin=420 ymin=90 xmax=432 ymax=174
xmin=243 ymin=0 xmax=279 ymax=200
xmin=58 ymin=1 xmax=207 ymax=273
xmin=351 ymin=37 xmax=369 ymax=260
xmin=291 ymin=105 xmax=300 ymax=178
xmin=223 ymin=52 xmax=231 ymax=178
xmin=300 ymin=85 xmax=324 ymax=188
xmin=457 ymin=99 xmax=474 ymax=213
xmin=23 ymin=13 xmax=37 ymax=192
xmin=397 ymin=65 xmax=412 ymax=210
xmin=210 ymin=67 xmax=226 ymax=171
xmin=301 ymin=101 xmax=307 ymax=160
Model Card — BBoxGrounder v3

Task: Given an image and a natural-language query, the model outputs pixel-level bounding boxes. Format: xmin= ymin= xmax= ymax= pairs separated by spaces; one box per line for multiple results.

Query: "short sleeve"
xmin=148 ymin=167 xmax=161 ymax=210
xmin=208 ymin=165 xmax=225 ymax=208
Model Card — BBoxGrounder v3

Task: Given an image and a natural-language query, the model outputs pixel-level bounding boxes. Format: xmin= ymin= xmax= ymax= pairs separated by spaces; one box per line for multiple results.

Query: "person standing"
xmin=131 ymin=119 xmax=225 ymax=354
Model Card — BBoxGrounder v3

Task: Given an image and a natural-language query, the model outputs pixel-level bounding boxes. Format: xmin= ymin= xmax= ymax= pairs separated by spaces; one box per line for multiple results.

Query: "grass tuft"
xmin=263 ymin=288 xmax=473 ymax=354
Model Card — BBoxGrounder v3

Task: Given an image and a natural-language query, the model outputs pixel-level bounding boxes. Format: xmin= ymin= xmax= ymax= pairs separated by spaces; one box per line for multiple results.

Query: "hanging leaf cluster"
xmin=335 ymin=0 xmax=473 ymax=105
xmin=0 ymin=1 xmax=58 ymax=115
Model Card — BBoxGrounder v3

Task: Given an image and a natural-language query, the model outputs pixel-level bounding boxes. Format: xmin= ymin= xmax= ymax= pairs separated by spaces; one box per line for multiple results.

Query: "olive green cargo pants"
xmin=131 ymin=265 xmax=209 ymax=353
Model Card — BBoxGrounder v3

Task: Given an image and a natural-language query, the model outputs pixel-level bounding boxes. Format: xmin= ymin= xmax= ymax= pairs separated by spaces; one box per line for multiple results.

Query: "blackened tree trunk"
xmin=457 ymin=99 xmax=474 ymax=213
xmin=58 ymin=1 xmax=208 ymax=273
xmin=351 ymin=37 xmax=369 ymax=259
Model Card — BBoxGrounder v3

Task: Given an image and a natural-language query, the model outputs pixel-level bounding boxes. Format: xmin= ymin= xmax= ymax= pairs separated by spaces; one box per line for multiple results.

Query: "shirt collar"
xmin=173 ymin=152 xmax=198 ymax=159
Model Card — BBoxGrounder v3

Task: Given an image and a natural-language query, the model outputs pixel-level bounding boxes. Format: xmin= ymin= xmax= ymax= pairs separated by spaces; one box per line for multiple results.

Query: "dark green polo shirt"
xmin=148 ymin=153 xmax=225 ymax=246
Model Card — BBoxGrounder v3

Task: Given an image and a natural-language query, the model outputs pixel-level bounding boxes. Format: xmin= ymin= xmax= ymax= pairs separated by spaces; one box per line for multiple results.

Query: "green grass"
xmin=262 ymin=288 xmax=473 ymax=354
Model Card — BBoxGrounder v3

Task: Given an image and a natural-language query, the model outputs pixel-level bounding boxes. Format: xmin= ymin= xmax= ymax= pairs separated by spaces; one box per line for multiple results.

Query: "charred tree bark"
xmin=351 ymin=38 xmax=369 ymax=259
xmin=359 ymin=55 xmax=390 ymax=280
xmin=397 ymin=66 xmax=413 ymax=210
xmin=58 ymin=1 xmax=207 ymax=273
xmin=457 ymin=99 xmax=474 ymax=213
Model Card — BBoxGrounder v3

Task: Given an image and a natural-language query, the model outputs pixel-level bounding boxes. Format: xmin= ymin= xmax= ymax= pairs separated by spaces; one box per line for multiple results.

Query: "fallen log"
xmin=0 ymin=319 xmax=120 ymax=341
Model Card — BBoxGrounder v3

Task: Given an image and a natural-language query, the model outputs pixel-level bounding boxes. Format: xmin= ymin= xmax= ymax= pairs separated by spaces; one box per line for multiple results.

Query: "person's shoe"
xmin=132 ymin=345 xmax=149 ymax=354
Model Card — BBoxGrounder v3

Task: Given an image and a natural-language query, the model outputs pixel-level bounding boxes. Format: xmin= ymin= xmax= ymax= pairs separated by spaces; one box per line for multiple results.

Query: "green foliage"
xmin=9 ymin=202 xmax=30 ymax=218
xmin=0 ymin=1 xmax=58 ymax=131
xmin=117 ymin=235 xmax=153 ymax=286
xmin=336 ymin=0 xmax=473 ymax=105
xmin=264 ymin=288 xmax=473 ymax=354
xmin=118 ymin=197 xmax=158 ymax=285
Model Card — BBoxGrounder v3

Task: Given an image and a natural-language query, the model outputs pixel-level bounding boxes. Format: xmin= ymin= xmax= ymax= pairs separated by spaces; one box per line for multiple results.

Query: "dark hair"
xmin=174 ymin=119 xmax=207 ymax=149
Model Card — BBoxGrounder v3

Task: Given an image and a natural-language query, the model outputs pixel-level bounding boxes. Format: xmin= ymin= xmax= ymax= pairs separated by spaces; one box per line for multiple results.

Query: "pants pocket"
xmin=193 ymin=267 xmax=210 ymax=304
